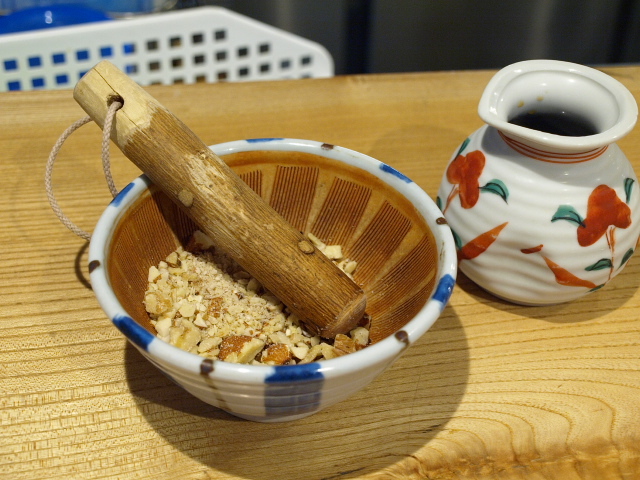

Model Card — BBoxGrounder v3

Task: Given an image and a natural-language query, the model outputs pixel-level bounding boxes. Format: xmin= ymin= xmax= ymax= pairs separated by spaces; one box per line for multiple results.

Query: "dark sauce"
xmin=508 ymin=111 xmax=598 ymax=137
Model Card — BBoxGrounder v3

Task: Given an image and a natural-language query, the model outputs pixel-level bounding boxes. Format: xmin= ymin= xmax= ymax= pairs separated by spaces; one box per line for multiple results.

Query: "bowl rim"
xmin=89 ymin=138 xmax=457 ymax=383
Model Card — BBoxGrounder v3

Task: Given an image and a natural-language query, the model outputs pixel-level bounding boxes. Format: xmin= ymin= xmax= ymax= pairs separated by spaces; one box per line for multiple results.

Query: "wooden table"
xmin=2 ymin=67 xmax=640 ymax=479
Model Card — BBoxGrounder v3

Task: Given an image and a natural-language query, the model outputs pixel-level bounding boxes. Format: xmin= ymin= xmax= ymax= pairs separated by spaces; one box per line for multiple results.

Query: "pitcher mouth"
xmin=478 ymin=60 xmax=638 ymax=154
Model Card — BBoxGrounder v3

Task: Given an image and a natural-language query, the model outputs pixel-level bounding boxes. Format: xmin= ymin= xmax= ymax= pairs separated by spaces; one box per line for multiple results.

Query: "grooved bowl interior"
xmin=89 ymin=139 xmax=457 ymax=422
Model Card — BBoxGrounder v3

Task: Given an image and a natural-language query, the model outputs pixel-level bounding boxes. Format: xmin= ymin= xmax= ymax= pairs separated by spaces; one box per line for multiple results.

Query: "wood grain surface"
xmin=1 ymin=67 xmax=640 ymax=479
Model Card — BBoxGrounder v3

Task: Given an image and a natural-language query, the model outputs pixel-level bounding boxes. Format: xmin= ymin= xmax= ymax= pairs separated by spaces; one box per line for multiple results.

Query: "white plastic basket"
xmin=0 ymin=6 xmax=334 ymax=92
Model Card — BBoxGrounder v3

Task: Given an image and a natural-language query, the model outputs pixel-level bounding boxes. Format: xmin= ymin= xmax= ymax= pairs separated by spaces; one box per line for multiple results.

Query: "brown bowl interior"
xmin=108 ymin=150 xmax=438 ymax=343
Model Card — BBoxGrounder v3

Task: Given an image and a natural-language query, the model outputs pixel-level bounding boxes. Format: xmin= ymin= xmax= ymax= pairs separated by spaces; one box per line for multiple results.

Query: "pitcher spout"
xmin=478 ymin=60 xmax=638 ymax=155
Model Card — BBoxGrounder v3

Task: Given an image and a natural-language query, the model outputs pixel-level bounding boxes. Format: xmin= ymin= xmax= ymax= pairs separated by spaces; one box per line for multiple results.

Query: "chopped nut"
xmin=350 ymin=327 xmax=370 ymax=348
xmin=300 ymin=344 xmax=323 ymax=364
xmin=341 ymin=260 xmax=358 ymax=275
xmin=148 ymin=265 xmax=161 ymax=282
xmin=219 ymin=335 xmax=265 ymax=364
xmin=291 ymin=344 xmax=309 ymax=360
xmin=246 ymin=277 xmax=261 ymax=293
xmin=261 ymin=343 xmax=292 ymax=365
xmin=333 ymin=333 xmax=357 ymax=356
xmin=198 ymin=336 xmax=222 ymax=354
xmin=323 ymin=244 xmax=343 ymax=260
xmin=165 ymin=251 xmax=180 ymax=267
xmin=178 ymin=302 xmax=196 ymax=318
xmin=144 ymin=230 xmax=371 ymax=365
xmin=307 ymin=232 xmax=325 ymax=250
xmin=155 ymin=317 xmax=172 ymax=339
xmin=172 ymin=319 xmax=202 ymax=352
xmin=270 ymin=331 xmax=291 ymax=346
xmin=193 ymin=315 xmax=207 ymax=328
xmin=321 ymin=343 xmax=338 ymax=360
xmin=144 ymin=293 xmax=158 ymax=314
xmin=206 ymin=297 xmax=224 ymax=319
xmin=144 ymin=292 xmax=171 ymax=315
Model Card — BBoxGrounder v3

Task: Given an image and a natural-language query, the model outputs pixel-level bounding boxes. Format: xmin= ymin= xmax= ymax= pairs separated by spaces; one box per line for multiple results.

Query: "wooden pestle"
xmin=74 ymin=60 xmax=366 ymax=339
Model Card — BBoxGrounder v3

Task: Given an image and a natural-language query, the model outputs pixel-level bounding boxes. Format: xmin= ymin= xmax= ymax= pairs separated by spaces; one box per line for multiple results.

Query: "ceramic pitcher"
xmin=438 ymin=60 xmax=640 ymax=305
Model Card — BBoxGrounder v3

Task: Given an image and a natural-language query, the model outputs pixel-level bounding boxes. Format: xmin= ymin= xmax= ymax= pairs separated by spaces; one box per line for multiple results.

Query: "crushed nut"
xmin=148 ymin=265 xmax=161 ymax=282
xmin=333 ymin=333 xmax=357 ymax=356
xmin=350 ymin=327 xmax=370 ymax=348
xmin=165 ymin=251 xmax=180 ymax=268
xmin=261 ymin=343 xmax=293 ymax=365
xmin=143 ymin=230 xmax=369 ymax=365
xmin=206 ymin=296 xmax=224 ymax=319
xmin=323 ymin=245 xmax=343 ymax=260
xmin=171 ymin=319 xmax=202 ymax=353
xmin=219 ymin=335 xmax=266 ymax=364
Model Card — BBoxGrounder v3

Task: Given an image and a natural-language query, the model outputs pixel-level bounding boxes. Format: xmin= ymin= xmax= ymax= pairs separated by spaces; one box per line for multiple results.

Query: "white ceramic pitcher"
xmin=438 ymin=60 xmax=640 ymax=305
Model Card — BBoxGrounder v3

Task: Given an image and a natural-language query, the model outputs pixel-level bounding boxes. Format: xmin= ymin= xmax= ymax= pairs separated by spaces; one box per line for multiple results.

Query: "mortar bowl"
xmin=89 ymin=138 xmax=457 ymax=422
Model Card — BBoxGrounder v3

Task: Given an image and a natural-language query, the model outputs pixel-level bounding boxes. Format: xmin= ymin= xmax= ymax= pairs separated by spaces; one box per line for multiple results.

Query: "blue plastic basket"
xmin=0 ymin=6 xmax=334 ymax=91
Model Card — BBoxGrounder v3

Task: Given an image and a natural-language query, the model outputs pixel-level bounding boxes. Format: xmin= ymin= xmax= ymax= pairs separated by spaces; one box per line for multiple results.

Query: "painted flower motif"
xmin=446 ymin=150 xmax=486 ymax=209
xmin=577 ymin=185 xmax=631 ymax=247
xmin=549 ymin=182 xmax=635 ymax=284
xmin=438 ymin=140 xmax=509 ymax=214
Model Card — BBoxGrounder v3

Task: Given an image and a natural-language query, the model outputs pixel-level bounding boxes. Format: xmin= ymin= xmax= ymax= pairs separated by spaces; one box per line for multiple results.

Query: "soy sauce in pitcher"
xmin=508 ymin=111 xmax=599 ymax=137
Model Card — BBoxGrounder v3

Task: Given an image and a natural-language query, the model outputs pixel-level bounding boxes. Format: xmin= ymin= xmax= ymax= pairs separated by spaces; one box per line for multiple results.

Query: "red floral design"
xmin=578 ymin=185 xmax=631 ymax=247
xmin=446 ymin=150 xmax=486 ymax=209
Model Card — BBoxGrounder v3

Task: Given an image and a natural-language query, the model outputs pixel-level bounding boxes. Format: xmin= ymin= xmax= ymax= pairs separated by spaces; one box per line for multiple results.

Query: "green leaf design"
xmin=551 ymin=205 xmax=585 ymax=227
xmin=585 ymin=258 xmax=613 ymax=271
xmin=436 ymin=196 xmax=442 ymax=211
xmin=619 ymin=248 xmax=634 ymax=268
xmin=480 ymin=179 xmax=509 ymax=203
xmin=624 ymin=177 xmax=635 ymax=204
xmin=451 ymin=228 xmax=463 ymax=250
xmin=589 ymin=284 xmax=605 ymax=292
xmin=456 ymin=137 xmax=471 ymax=157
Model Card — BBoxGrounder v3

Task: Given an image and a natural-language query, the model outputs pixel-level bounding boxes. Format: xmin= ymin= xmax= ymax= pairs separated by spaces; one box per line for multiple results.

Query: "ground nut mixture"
xmin=143 ymin=230 xmax=370 ymax=365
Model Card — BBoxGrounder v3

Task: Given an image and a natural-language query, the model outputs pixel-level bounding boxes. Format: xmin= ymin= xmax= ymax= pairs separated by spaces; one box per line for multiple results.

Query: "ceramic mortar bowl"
xmin=89 ymin=138 xmax=457 ymax=422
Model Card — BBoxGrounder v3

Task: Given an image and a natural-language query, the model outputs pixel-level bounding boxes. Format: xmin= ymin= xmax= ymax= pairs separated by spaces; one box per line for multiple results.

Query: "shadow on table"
xmin=453 ymin=263 xmax=640 ymax=324
xmin=124 ymin=307 xmax=469 ymax=479
xmin=74 ymin=241 xmax=92 ymax=290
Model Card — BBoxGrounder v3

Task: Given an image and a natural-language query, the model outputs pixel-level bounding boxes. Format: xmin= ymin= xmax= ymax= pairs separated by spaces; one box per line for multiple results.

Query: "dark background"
xmin=174 ymin=0 xmax=640 ymax=75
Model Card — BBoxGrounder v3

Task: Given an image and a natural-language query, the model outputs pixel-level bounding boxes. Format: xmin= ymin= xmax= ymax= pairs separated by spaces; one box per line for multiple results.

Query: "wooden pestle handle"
xmin=74 ymin=60 xmax=366 ymax=338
